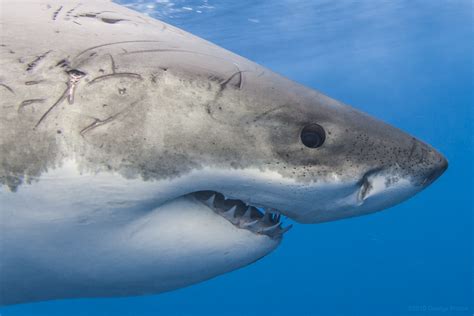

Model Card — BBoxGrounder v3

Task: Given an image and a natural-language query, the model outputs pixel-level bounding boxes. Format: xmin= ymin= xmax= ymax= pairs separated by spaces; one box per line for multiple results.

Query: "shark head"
xmin=209 ymin=72 xmax=448 ymax=224
xmin=0 ymin=0 xmax=448 ymax=305
xmin=147 ymin=67 xmax=448 ymax=225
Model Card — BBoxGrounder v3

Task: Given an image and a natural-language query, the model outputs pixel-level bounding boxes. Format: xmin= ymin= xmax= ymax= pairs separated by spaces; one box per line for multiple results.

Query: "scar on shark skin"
xmin=74 ymin=40 xmax=163 ymax=59
xmin=65 ymin=4 xmax=82 ymax=18
xmin=123 ymin=48 xmax=241 ymax=71
xmin=86 ymin=53 xmax=142 ymax=85
xmin=52 ymin=6 xmax=63 ymax=21
xmin=18 ymin=99 xmax=46 ymax=111
xmin=79 ymin=113 xmax=120 ymax=136
xmin=34 ymin=69 xmax=86 ymax=129
xmin=66 ymin=69 xmax=86 ymax=104
xmin=108 ymin=54 xmax=117 ymax=73
xmin=26 ymin=50 xmax=52 ymax=72
xmin=218 ymin=69 xmax=244 ymax=90
xmin=34 ymin=87 xmax=68 ymax=129
xmin=123 ymin=48 xmax=246 ymax=91
xmin=87 ymin=73 xmax=143 ymax=85
xmin=72 ymin=40 xmax=163 ymax=70
xmin=75 ymin=12 xmax=127 ymax=24
xmin=203 ymin=65 xmax=246 ymax=124
xmin=79 ymin=99 xmax=142 ymax=137
xmin=0 ymin=83 xmax=15 ymax=94
xmin=25 ymin=80 xmax=46 ymax=85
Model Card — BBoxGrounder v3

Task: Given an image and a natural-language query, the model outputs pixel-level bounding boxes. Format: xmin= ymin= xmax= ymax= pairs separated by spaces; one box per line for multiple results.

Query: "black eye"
xmin=300 ymin=124 xmax=326 ymax=148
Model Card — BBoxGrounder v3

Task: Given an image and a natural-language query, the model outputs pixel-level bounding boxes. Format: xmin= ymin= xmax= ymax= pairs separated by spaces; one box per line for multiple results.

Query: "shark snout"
xmin=343 ymin=139 xmax=448 ymax=219
xmin=400 ymin=137 xmax=448 ymax=187
xmin=421 ymin=149 xmax=448 ymax=187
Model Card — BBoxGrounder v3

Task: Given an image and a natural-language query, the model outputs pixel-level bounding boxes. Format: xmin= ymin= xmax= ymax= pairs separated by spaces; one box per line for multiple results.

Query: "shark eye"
xmin=301 ymin=124 xmax=326 ymax=148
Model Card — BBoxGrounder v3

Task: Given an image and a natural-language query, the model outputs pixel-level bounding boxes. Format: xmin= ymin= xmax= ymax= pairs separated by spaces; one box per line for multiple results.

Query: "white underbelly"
xmin=0 ymin=161 xmax=279 ymax=305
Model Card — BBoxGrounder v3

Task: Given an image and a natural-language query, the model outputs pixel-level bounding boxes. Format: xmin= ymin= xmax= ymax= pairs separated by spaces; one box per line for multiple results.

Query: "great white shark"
xmin=0 ymin=0 xmax=447 ymax=305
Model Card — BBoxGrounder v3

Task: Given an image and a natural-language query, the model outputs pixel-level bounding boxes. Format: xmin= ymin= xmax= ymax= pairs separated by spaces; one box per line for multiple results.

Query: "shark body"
xmin=0 ymin=0 xmax=447 ymax=305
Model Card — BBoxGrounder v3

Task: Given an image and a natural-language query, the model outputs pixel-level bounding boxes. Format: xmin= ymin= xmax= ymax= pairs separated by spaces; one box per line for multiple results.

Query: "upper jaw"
xmin=192 ymin=191 xmax=292 ymax=239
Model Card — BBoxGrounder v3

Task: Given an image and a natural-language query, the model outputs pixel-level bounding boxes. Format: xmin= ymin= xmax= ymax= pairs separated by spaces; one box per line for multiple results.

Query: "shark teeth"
xmin=258 ymin=222 xmax=280 ymax=234
xmin=204 ymin=194 xmax=216 ymax=207
xmin=194 ymin=191 xmax=292 ymax=239
xmin=222 ymin=205 xmax=239 ymax=225
xmin=241 ymin=219 xmax=259 ymax=229
xmin=242 ymin=207 xmax=252 ymax=219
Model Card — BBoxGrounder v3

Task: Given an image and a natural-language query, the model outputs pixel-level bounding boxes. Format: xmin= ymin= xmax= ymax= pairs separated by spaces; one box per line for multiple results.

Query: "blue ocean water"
xmin=2 ymin=1 xmax=472 ymax=315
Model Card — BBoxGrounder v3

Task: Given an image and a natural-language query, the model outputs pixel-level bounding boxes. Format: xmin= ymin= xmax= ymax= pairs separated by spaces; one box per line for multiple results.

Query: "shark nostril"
xmin=439 ymin=156 xmax=448 ymax=172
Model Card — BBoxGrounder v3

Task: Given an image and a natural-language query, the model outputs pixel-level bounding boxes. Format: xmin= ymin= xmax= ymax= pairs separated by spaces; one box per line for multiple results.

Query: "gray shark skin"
xmin=0 ymin=0 xmax=447 ymax=305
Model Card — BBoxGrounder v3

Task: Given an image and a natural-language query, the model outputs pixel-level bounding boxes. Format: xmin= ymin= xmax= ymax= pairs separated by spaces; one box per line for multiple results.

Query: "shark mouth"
xmin=192 ymin=191 xmax=292 ymax=239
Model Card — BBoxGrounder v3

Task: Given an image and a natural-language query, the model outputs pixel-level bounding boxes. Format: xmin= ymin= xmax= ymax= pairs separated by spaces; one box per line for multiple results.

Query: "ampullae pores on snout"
xmin=0 ymin=0 xmax=447 ymax=305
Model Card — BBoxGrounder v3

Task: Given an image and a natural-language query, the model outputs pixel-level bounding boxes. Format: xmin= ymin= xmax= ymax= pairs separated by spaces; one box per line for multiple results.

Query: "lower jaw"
xmin=191 ymin=191 xmax=292 ymax=239
xmin=0 ymin=193 xmax=281 ymax=305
